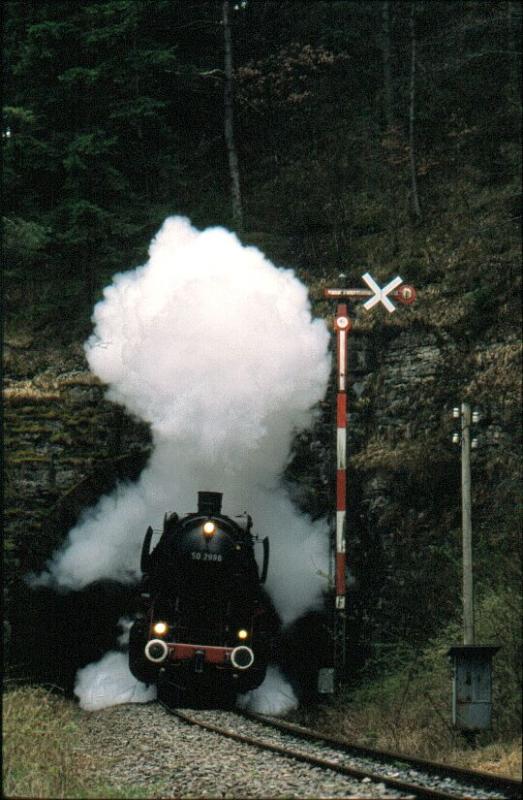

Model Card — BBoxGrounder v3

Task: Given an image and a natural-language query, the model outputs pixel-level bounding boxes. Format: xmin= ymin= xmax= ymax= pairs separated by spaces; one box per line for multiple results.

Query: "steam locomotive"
xmin=129 ymin=491 xmax=279 ymax=705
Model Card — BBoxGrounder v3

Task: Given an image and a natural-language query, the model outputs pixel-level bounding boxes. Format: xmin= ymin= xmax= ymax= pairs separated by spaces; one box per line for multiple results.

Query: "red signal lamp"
xmin=394 ymin=284 xmax=416 ymax=305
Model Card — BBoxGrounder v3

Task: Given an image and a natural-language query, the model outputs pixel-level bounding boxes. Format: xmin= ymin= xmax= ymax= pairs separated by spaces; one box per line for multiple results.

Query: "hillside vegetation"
xmin=3 ymin=0 xmax=521 ymax=763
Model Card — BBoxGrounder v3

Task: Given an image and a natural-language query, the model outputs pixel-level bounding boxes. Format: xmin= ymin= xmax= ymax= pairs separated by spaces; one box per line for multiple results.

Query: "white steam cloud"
xmin=74 ymin=618 xmax=156 ymax=711
xmin=74 ymin=650 xmax=157 ymax=711
xmin=33 ymin=217 xmax=332 ymax=710
xmin=237 ymin=666 xmax=298 ymax=715
xmin=34 ymin=216 xmax=331 ymax=624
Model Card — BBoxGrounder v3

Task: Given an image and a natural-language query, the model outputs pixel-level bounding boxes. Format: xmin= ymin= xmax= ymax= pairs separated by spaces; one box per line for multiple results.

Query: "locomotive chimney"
xmin=198 ymin=491 xmax=222 ymax=516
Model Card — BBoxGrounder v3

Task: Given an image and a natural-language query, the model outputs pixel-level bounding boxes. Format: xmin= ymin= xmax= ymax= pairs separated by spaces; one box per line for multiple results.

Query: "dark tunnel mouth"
xmin=8 ymin=580 xmax=138 ymax=695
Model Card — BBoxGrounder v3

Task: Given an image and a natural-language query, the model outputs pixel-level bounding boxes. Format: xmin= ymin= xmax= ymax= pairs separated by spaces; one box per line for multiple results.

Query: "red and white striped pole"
xmin=324 ymin=273 xmax=416 ymax=687
xmin=334 ymin=306 xmax=350 ymax=616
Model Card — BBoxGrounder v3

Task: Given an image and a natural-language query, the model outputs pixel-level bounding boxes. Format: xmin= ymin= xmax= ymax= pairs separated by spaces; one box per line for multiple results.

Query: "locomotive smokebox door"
xmin=447 ymin=645 xmax=499 ymax=731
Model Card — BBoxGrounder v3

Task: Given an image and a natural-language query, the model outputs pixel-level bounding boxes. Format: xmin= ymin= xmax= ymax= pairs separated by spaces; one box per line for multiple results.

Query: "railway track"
xmin=241 ymin=711 xmax=522 ymax=800
xmin=160 ymin=703 xmax=521 ymax=799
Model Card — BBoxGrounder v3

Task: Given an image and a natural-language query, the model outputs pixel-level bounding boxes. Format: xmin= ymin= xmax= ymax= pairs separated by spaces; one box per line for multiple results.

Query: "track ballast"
xmin=162 ymin=705 xmax=521 ymax=800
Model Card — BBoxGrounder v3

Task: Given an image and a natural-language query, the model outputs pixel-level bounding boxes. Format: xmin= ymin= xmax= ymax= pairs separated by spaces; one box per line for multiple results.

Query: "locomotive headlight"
xmin=153 ymin=621 xmax=168 ymax=636
xmin=203 ymin=521 xmax=216 ymax=537
xmin=237 ymin=629 xmax=249 ymax=640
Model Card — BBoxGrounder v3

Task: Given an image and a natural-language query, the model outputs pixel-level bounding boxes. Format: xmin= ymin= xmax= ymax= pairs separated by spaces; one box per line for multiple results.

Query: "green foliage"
xmin=348 ymin=584 xmax=521 ymax=745
xmin=476 ymin=589 xmax=522 ymax=734
xmin=4 ymin=0 xmax=521 ymax=320
xmin=3 ymin=216 xmax=50 ymax=272
xmin=3 ymin=0 xmax=228 ymax=332
xmin=3 ymin=104 xmax=36 ymax=127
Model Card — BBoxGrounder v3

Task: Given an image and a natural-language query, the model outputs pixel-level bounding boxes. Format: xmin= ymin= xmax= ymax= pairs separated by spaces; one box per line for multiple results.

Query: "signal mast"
xmin=323 ymin=272 xmax=416 ymax=686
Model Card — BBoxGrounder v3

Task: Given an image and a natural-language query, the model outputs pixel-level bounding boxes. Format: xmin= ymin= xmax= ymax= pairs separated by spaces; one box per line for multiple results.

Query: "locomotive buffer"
xmin=322 ymin=273 xmax=416 ymax=690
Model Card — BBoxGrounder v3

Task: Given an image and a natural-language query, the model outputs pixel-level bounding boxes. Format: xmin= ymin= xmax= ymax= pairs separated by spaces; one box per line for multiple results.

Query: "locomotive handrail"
xmin=260 ymin=536 xmax=269 ymax=584
xmin=140 ymin=525 xmax=154 ymax=573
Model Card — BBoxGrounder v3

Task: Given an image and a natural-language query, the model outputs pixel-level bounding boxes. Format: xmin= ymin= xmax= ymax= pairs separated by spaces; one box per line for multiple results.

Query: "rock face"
xmin=287 ymin=308 xmax=521 ymax=649
xmin=4 ymin=339 xmax=152 ymax=590
xmin=354 ymin=324 xmax=520 ymax=644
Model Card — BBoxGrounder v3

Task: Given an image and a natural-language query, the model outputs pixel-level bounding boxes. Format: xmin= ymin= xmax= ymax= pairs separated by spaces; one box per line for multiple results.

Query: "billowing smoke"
xmin=238 ymin=666 xmax=298 ymax=715
xmin=32 ymin=216 xmax=332 ymax=708
xmin=75 ymin=658 xmax=157 ymax=711
xmin=73 ymin=617 xmax=157 ymax=711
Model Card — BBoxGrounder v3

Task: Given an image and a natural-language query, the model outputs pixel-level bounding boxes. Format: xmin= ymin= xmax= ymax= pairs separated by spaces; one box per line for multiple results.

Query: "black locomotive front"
xmin=129 ymin=491 xmax=277 ymax=704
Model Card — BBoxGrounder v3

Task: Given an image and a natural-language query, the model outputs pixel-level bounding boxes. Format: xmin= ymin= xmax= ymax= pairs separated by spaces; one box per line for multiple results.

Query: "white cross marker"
xmin=362 ymin=272 xmax=403 ymax=313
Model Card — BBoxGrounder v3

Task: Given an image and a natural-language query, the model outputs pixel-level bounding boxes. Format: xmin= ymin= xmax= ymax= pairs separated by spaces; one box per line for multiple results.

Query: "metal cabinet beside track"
xmin=447 ymin=645 xmax=500 ymax=731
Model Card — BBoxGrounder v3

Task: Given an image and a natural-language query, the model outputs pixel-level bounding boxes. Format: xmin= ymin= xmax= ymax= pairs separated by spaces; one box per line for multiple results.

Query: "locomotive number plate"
xmin=191 ymin=552 xmax=223 ymax=562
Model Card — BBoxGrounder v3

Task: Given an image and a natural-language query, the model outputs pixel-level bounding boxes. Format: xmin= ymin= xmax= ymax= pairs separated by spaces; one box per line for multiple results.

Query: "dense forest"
xmin=3 ymin=0 xmax=522 ymax=752
xmin=4 ymin=0 xmax=520 ymax=326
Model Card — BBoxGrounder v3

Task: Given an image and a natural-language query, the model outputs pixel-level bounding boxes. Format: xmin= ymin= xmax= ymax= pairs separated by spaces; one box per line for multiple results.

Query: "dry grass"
xmin=351 ymin=436 xmax=430 ymax=473
xmin=450 ymin=741 xmax=522 ymax=777
xmin=2 ymin=685 xmax=135 ymax=799
xmin=57 ymin=372 xmax=101 ymax=387
xmin=4 ymin=371 xmax=100 ymax=405
xmin=3 ymin=383 xmax=61 ymax=404
xmin=312 ymin=700 xmax=522 ymax=779
xmin=3 ymin=685 xmax=86 ymax=798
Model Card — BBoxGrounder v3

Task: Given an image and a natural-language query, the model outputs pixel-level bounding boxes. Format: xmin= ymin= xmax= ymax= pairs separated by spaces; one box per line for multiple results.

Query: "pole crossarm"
xmin=323 ymin=272 xmax=416 ymax=688
xmin=324 ymin=274 xmax=416 ymax=311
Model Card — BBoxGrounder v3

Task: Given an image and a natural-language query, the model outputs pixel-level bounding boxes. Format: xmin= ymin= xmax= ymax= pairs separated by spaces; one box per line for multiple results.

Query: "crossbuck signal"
xmin=323 ymin=273 xmax=416 ymax=688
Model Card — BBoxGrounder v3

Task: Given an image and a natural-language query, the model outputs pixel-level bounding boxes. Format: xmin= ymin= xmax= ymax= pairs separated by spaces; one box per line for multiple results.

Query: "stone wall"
xmin=4 ymin=337 xmax=152 ymax=590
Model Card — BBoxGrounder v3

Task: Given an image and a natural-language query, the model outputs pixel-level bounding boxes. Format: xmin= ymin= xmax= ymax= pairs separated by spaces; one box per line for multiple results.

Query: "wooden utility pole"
xmin=461 ymin=402 xmax=474 ymax=645
xmin=223 ymin=0 xmax=244 ymax=233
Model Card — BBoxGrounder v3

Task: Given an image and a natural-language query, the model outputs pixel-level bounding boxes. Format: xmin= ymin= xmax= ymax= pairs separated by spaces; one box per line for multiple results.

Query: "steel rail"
xmin=241 ymin=710 xmax=522 ymax=800
xmin=161 ymin=704 xmax=489 ymax=799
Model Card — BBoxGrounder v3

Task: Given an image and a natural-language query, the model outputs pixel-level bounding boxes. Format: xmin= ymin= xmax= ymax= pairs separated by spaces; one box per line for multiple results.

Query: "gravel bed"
xmin=74 ymin=701 xmax=403 ymax=798
xmin=191 ymin=711 xmax=509 ymax=800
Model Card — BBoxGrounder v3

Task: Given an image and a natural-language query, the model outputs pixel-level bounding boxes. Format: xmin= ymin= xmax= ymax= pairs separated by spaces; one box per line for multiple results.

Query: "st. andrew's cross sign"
xmin=323 ymin=272 xmax=416 ymax=687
